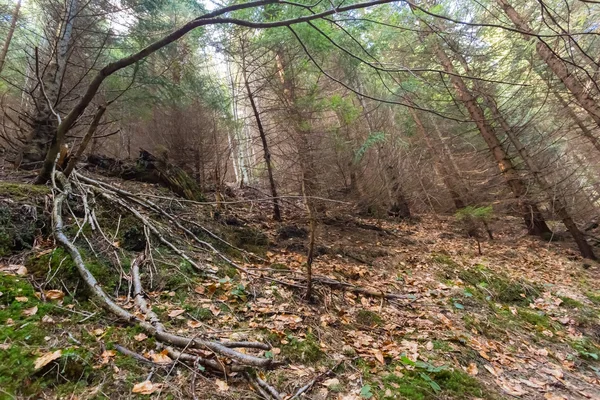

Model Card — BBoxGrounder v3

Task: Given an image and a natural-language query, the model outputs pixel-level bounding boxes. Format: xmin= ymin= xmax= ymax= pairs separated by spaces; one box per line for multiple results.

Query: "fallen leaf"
xmin=45 ymin=290 xmax=65 ymax=300
xmin=42 ymin=315 xmax=55 ymax=324
xmin=132 ymin=380 xmax=161 ymax=394
xmin=466 ymin=363 xmax=478 ymax=376
xmin=15 ymin=296 xmax=28 ymax=302
xmin=100 ymin=350 xmax=116 ymax=364
xmin=373 ymin=349 xmax=385 ymax=365
xmin=541 ymin=367 xmax=563 ymax=380
xmin=496 ymin=378 xmax=527 ymax=396
xmin=484 ymin=364 xmax=500 ymax=377
xmin=425 ymin=341 xmax=433 ymax=351
xmin=187 ymin=320 xmax=202 ymax=328
xmin=544 ymin=393 xmax=567 ymax=400
xmin=168 ymin=309 xmax=185 ymax=318
xmin=93 ymin=328 xmax=104 ymax=336
xmin=134 ymin=333 xmax=148 ymax=342
xmin=194 ymin=286 xmax=205 ymax=294
xmin=34 ymin=350 xmax=62 ymax=369
xmin=22 ymin=306 xmax=38 ymax=316
xmin=16 ymin=265 xmax=27 ymax=276
xmin=215 ymin=379 xmax=229 ymax=391
xmin=323 ymin=378 xmax=340 ymax=387
xmin=150 ymin=350 xmax=172 ymax=364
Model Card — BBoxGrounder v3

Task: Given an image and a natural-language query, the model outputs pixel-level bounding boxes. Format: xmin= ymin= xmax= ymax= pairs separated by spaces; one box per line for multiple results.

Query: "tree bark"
xmin=552 ymin=91 xmax=600 ymax=154
xmin=433 ymin=42 xmax=551 ymax=236
xmin=409 ymin=106 xmax=466 ymax=210
xmin=241 ymin=55 xmax=281 ymax=221
xmin=496 ymin=0 xmax=600 ymax=129
xmin=0 ymin=0 xmax=21 ymax=76
xmin=354 ymin=81 xmax=411 ymax=218
xmin=23 ymin=0 xmax=77 ymax=167
xmin=486 ymin=97 xmax=596 ymax=259
xmin=64 ymin=105 xmax=106 ymax=177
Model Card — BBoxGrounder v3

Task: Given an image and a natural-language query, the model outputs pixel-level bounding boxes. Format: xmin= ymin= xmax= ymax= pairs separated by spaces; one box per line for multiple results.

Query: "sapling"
xmin=455 ymin=206 xmax=493 ymax=255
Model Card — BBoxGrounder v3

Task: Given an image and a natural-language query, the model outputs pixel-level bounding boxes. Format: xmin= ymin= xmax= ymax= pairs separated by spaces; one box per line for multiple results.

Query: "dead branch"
xmin=52 ymin=172 xmax=274 ymax=369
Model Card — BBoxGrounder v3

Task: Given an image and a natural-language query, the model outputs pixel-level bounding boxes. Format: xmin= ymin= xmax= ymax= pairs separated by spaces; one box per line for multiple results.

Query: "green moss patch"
xmin=371 ymin=358 xmax=498 ymax=400
xmin=442 ymin=264 xmax=541 ymax=305
xmin=356 ymin=310 xmax=383 ymax=327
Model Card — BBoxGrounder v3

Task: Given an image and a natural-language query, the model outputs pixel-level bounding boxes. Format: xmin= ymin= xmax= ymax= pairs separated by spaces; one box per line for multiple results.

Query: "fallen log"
xmin=85 ymin=149 xmax=203 ymax=201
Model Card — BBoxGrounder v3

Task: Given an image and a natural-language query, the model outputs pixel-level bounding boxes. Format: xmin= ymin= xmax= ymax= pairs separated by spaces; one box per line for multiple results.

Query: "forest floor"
xmin=1 ymin=171 xmax=600 ymax=399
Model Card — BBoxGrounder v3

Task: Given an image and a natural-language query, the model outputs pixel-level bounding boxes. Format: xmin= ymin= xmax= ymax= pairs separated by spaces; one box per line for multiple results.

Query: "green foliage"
xmin=571 ymin=338 xmax=600 ymax=361
xmin=444 ymin=264 xmax=542 ymax=305
xmin=329 ymin=94 xmax=361 ymax=124
xmin=372 ymin=357 xmax=495 ymax=400
xmin=455 ymin=206 xmax=493 ymax=222
xmin=354 ymin=132 xmax=386 ymax=163
xmin=280 ymin=333 xmax=323 ymax=363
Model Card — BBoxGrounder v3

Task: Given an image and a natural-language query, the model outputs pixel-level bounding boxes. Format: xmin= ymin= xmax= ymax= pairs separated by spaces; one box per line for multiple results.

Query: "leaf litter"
xmin=2 ymin=178 xmax=600 ymax=399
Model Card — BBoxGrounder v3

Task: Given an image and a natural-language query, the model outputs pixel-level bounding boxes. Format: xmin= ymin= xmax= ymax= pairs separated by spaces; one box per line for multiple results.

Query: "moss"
xmin=432 ymin=340 xmax=452 ymax=352
xmin=431 ymin=253 xmax=460 ymax=268
xmin=517 ymin=309 xmax=552 ymax=329
xmin=0 ymin=274 xmax=96 ymax=397
xmin=443 ymin=265 xmax=541 ymax=305
xmin=280 ymin=333 xmax=323 ymax=363
xmin=186 ymin=306 xmax=213 ymax=321
xmin=226 ymin=225 xmax=269 ymax=254
xmin=585 ymin=291 xmax=600 ymax=305
xmin=356 ymin=310 xmax=383 ymax=327
xmin=26 ymin=248 xmax=119 ymax=297
xmin=570 ymin=337 xmax=600 ymax=361
xmin=559 ymin=296 xmax=583 ymax=309
xmin=0 ymin=182 xmax=50 ymax=200
xmin=375 ymin=362 xmax=497 ymax=400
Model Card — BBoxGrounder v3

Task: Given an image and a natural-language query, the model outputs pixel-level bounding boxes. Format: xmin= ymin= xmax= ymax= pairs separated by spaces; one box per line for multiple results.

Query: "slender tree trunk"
xmin=354 ymin=82 xmax=411 ymax=218
xmin=486 ymin=98 xmax=596 ymax=258
xmin=552 ymin=91 xmax=600 ymax=154
xmin=241 ymin=58 xmax=281 ymax=221
xmin=0 ymin=0 xmax=21 ymax=76
xmin=23 ymin=0 xmax=78 ymax=167
xmin=433 ymin=42 xmax=551 ymax=236
xmin=64 ymin=105 xmax=106 ymax=177
xmin=409 ymin=107 xmax=466 ymax=210
xmin=496 ymin=0 xmax=600 ymax=129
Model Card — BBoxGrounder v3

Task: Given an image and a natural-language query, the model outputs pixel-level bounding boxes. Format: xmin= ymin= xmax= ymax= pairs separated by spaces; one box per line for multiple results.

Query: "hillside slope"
xmin=1 ymin=173 xmax=599 ymax=399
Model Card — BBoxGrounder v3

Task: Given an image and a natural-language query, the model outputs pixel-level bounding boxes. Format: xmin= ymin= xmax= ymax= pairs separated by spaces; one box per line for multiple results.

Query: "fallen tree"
xmin=84 ymin=149 xmax=203 ymax=201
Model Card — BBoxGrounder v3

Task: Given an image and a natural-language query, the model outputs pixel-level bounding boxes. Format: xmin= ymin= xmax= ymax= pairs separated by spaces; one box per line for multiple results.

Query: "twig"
xmin=290 ymin=360 xmax=343 ymax=399
xmin=52 ymin=172 xmax=274 ymax=369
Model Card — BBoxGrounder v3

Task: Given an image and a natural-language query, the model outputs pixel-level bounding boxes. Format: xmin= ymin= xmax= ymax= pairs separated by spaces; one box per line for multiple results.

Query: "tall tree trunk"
xmin=409 ymin=107 xmax=466 ymax=210
xmin=275 ymin=49 xmax=318 ymax=299
xmin=354 ymin=82 xmax=411 ymax=218
xmin=241 ymin=57 xmax=281 ymax=221
xmin=0 ymin=0 xmax=21 ymax=75
xmin=552 ymin=91 xmax=600 ymax=154
xmin=22 ymin=0 xmax=78 ymax=167
xmin=227 ymin=60 xmax=250 ymax=186
xmin=433 ymin=42 xmax=551 ymax=236
xmin=496 ymin=0 xmax=600 ymax=129
xmin=486 ymin=97 xmax=596 ymax=259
